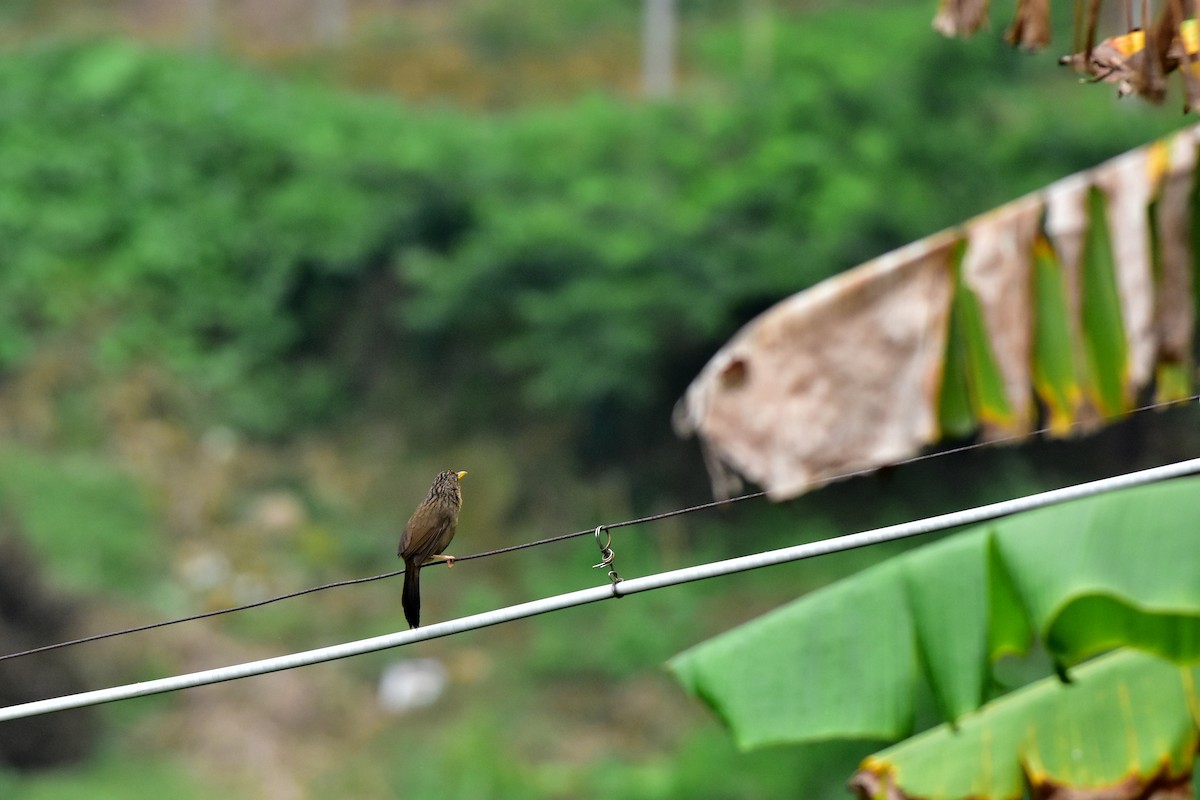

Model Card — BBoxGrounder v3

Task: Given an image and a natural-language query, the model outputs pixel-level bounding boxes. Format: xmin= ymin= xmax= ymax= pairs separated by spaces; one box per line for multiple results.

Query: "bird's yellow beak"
xmin=456 ymin=471 xmax=468 ymax=480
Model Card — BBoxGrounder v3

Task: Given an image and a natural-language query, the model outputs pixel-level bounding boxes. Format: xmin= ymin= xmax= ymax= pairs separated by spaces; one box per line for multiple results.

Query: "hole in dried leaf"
xmin=718 ymin=358 xmax=749 ymax=390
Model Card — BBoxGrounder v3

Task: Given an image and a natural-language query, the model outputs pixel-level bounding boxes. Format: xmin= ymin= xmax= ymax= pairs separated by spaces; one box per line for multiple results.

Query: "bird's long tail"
xmin=402 ymin=560 xmax=421 ymax=629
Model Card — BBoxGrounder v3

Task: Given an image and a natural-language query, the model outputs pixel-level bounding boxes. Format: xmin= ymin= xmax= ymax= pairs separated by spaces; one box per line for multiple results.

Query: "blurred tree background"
xmin=0 ymin=1 xmax=1197 ymax=798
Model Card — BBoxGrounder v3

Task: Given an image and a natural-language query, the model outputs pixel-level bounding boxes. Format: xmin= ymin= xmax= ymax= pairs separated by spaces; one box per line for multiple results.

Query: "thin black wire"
xmin=2 ymin=392 xmax=1197 ymax=664
xmin=0 ymin=570 xmax=408 ymax=663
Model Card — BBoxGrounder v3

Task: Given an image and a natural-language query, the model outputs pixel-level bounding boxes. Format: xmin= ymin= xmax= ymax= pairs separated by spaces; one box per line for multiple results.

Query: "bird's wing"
xmin=401 ymin=505 xmax=457 ymax=562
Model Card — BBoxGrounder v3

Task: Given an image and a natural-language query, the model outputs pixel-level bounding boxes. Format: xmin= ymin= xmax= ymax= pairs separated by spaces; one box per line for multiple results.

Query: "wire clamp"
xmin=591 ymin=525 xmax=623 ymax=597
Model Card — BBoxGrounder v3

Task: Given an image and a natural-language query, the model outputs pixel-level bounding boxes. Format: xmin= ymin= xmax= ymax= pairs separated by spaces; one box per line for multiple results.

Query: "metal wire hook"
xmin=593 ymin=526 xmax=612 ymax=560
xmin=591 ymin=525 xmax=623 ymax=596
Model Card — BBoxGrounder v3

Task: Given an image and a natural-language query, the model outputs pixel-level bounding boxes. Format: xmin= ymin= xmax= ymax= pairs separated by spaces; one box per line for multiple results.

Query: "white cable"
xmin=3 ymin=455 xmax=1200 ymax=722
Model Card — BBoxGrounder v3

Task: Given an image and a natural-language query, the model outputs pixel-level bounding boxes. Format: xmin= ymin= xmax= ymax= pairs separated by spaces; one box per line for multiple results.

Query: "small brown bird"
xmin=398 ymin=470 xmax=466 ymax=629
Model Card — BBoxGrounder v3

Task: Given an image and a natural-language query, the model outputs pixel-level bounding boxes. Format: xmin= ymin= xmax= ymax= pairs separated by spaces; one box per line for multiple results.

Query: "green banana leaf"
xmin=953 ymin=265 xmax=1015 ymax=430
xmin=853 ymin=649 xmax=1198 ymax=800
xmin=1080 ymin=187 xmax=1129 ymax=416
xmin=1030 ymin=236 xmax=1082 ymax=434
xmin=670 ymin=559 xmax=917 ymax=748
xmin=669 ymin=476 xmax=1200 ymax=749
xmin=936 ymin=242 xmax=976 ymax=440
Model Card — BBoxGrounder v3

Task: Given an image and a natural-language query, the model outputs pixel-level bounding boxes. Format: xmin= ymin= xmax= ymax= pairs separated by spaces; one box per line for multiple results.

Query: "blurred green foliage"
xmin=0 ymin=757 xmax=201 ymax=800
xmin=0 ymin=38 xmax=476 ymax=432
xmin=0 ymin=5 xmax=1180 ymax=461
xmin=0 ymin=448 xmax=165 ymax=597
xmin=0 ymin=2 xmax=1196 ymax=797
xmin=313 ymin=711 xmax=869 ymax=800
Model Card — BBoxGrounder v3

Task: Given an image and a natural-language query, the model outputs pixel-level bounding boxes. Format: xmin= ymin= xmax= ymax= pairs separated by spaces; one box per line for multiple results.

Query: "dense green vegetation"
xmin=0 ymin=6 xmax=1179 ymax=453
xmin=0 ymin=1 xmax=1195 ymax=797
